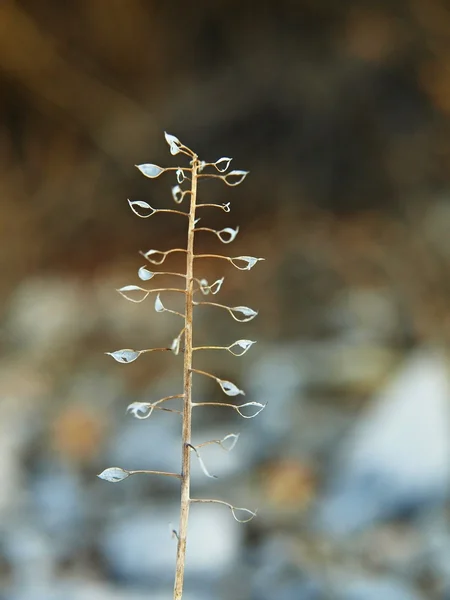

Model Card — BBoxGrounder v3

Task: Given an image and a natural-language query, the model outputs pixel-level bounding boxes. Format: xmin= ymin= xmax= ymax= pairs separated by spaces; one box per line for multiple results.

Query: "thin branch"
xmin=190 ymin=367 xmax=218 ymax=381
xmin=129 ymin=469 xmax=182 ymax=479
xmin=141 ymin=248 xmax=187 ymax=265
xmin=153 ymin=393 xmax=184 ymax=405
xmin=117 ymin=286 xmax=186 ymax=303
xmin=192 ymin=345 xmax=228 ymax=351
xmin=152 ymin=406 xmax=182 ymax=415
xmin=190 ymin=498 xmax=257 ymax=523
xmin=190 ymin=368 xmax=244 ymax=396
xmin=193 ymin=340 xmax=255 ymax=356
xmin=195 ymin=433 xmax=240 ymax=451
xmin=127 ymin=394 xmax=184 ymax=419
xmin=194 ymin=226 xmax=239 ymax=244
xmin=193 ymin=277 xmax=225 ymax=296
xmin=187 ymin=444 xmax=218 ymax=479
xmin=196 ymin=202 xmax=231 ymax=212
xmin=192 ymin=401 xmax=266 ymax=419
xmin=140 ymin=347 xmax=172 ymax=353
xmin=197 ymin=173 xmax=222 ymax=179
xmin=161 ymin=308 xmax=185 ymax=318
xmin=152 ymin=209 xmax=189 ymax=217
xmin=194 ymin=253 xmax=230 ymax=262
xmin=193 ymin=301 xmax=258 ymax=322
xmin=177 ymin=145 xmax=195 ymax=159
xmin=155 ymin=293 xmax=185 ymax=318
xmin=128 ymin=200 xmax=189 ymax=219
xmin=194 ymin=254 xmax=264 ymax=270
xmin=193 ymin=301 xmax=227 ymax=310
xmin=130 ymin=288 xmax=186 ymax=294
xmin=137 ymin=267 xmax=187 ymax=279
xmin=171 ymin=528 xmax=180 ymax=541
xmin=161 ymin=167 xmax=191 ymax=173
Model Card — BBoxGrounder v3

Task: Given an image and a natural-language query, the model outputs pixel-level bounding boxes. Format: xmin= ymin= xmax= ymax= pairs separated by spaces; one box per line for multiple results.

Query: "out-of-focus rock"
xmin=105 ymin=415 xmax=180 ymax=475
xmin=30 ymin=466 xmax=84 ymax=538
xmin=94 ymin=271 xmax=182 ymax=348
xmin=0 ymin=363 xmax=50 ymax=517
xmin=244 ymin=344 xmax=306 ymax=453
xmin=6 ymin=277 xmax=93 ymax=356
xmin=317 ymin=349 xmax=450 ymax=535
xmin=8 ymin=578 xmax=210 ymax=600
xmin=252 ymin=534 xmax=322 ymax=600
xmin=329 ymin=287 xmax=401 ymax=343
xmin=338 ymin=577 xmax=424 ymax=600
xmin=4 ymin=526 xmax=56 ymax=587
xmin=100 ymin=502 xmax=241 ymax=584
xmin=300 ymin=341 xmax=399 ymax=394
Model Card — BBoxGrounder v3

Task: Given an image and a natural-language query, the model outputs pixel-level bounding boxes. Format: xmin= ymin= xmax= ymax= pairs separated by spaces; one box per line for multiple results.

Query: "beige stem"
xmin=173 ymin=156 xmax=198 ymax=599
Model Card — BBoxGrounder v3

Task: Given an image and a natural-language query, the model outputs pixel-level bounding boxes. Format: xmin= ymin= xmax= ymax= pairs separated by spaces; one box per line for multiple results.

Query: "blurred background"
xmin=2 ymin=1 xmax=450 ymax=598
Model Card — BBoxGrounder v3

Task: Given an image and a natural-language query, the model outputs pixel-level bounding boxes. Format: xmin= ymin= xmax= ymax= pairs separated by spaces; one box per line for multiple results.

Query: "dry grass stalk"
xmin=98 ymin=132 xmax=264 ymax=599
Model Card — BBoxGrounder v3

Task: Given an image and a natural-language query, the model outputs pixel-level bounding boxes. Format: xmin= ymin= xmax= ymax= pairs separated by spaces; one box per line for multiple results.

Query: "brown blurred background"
xmin=2 ymin=1 xmax=450 ymax=599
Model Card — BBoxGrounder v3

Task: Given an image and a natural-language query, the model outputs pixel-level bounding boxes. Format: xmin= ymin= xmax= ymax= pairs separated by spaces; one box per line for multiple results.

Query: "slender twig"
xmin=192 ymin=345 xmax=228 ymax=351
xmin=162 ymin=167 xmax=191 ymax=172
xmin=140 ymin=248 xmax=187 ymax=265
xmin=130 ymin=469 xmax=182 ymax=479
xmin=136 ymin=268 xmax=187 ymax=278
xmin=173 ymin=153 xmax=198 ymax=600
xmin=196 ymin=202 xmax=230 ymax=212
xmin=193 ymin=300 xmax=227 ymax=310
xmin=190 ymin=367 xmax=217 ymax=381
xmin=140 ymin=347 xmax=172 ymax=353
xmin=194 ymin=253 xmax=229 ymax=261
xmin=154 ymin=209 xmax=189 ymax=217
xmin=190 ymin=498 xmax=257 ymax=523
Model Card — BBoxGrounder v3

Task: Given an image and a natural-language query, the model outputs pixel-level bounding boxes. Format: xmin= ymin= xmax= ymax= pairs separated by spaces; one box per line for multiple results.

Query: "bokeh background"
xmin=2 ymin=1 xmax=450 ymax=599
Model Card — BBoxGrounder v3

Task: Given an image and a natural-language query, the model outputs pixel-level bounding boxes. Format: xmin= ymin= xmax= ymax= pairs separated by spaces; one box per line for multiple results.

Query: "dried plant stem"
xmin=173 ymin=155 xmax=198 ymax=600
xmin=101 ymin=133 xmax=261 ymax=599
xmin=129 ymin=470 xmax=181 ymax=479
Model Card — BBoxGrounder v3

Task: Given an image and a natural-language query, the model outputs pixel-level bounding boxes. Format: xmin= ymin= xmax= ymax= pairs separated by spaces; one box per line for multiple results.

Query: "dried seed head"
xmin=235 ymin=402 xmax=267 ymax=419
xmin=127 ymin=402 xmax=153 ymax=419
xmin=171 ymin=335 xmax=181 ymax=355
xmin=171 ymin=185 xmax=184 ymax=204
xmin=230 ymin=256 xmax=265 ymax=270
xmin=217 ymin=378 xmax=245 ymax=397
xmin=213 ymin=157 xmax=232 ymax=172
xmin=138 ymin=266 xmax=155 ymax=281
xmin=98 ymin=467 xmax=130 ymax=483
xmin=198 ymin=277 xmax=225 ymax=295
xmin=105 ymin=349 xmax=141 ymax=363
xmin=127 ymin=199 xmax=157 ymax=218
xmin=164 ymin=132 xmax=182 ymax=155
xmin=228 ymin=306 xmax=258 ymax=322
xmin=189 ymin=445 xmax=218 ymax=479
xmin=219 ymin=433 xmax=240 ymax=451
xmin=228 ymin=339 xmax=256 ymax=356
xmin=136 ymin=164 xmax=165 ymax=178
xmin=154 ymin=293 xmax=165 ymax=313
xmin=223 ymin=170 xmax=249 ymax=186
xmin=143 ymin=249 xmax=167 ymax=265
xmin=176 ymin=168 xmax=186 ymax=184
xmin=229 ymin=506 xmax=257 ymax=523
xmin=117 ymin=285 xmax=150 ymax=303
xmin=217 ymin=226 xmax=239 ymax=244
